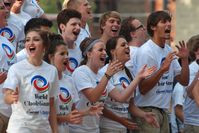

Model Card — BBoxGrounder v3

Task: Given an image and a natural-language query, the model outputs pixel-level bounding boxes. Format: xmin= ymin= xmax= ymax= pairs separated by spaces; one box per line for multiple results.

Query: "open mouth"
xmin=29 ymin=47 xmax=36 ymax=53
xmin=73 ymin=31 xmax=80 ymax=36
xmin=111 ymin=28 xmax=118 ymax=33
xmin=165 ymin=29 xmax=171 ymax=33
xmin=63 ymin=59 xmax=68 ymax=66
xmin=100 ymin=57 xmax=106 ymax=62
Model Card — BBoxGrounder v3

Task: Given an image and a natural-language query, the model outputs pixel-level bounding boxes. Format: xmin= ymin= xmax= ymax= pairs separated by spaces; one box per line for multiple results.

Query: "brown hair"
xmin=99 ymin=11 xmax=121 ymax=34
xmin=187 ymin=34 xmax=199 ymax=62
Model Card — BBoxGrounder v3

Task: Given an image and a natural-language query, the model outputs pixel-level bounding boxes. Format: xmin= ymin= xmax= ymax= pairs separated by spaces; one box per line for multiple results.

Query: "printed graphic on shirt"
xmin=2 ymin=43 xmax=15 ymax=60
xmin=156 ymin=57 xmax=173 ymax=94
xmin=0 ymin=27 xmax=16 ymax=43
xmin=59 ymin=87 xmax=72 ymax=104
xmin=119 ymin=77 xmax=130 ymax=89
xmin=31 ymin=75 xmax=49 ymax=93
xmin=66 ymin=57 xmax=78 ymax=73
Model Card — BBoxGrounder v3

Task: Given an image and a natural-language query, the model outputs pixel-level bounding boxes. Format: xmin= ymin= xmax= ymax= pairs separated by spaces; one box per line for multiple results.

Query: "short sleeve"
xmin=49 ymin=69 xmax=59 ymax=98
xmin=72 ymin=69 xmax=94 ymax=92
xmin=173 ymin=83 xmax=184 ymax=107
xmin=3 ymin=65 xmax=19 ymax=91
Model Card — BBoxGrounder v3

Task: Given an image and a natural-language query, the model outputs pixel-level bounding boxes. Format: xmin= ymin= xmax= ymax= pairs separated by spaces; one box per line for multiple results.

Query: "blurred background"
xmin=39 ymin=0 xmax=199 ymax=47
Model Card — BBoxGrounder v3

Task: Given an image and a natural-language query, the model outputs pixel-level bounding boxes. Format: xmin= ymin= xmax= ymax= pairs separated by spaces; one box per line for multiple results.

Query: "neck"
xmin=86 ymin=61 xmax=99 ymax=74
xmin=28 ymin=58 xmax=42 ymax=66
xmin=63 ymin=36 xmax=75 ymax=49
xmin=58 ymin=71 xmax=62 ymax=80
xmin=81 ymin=20 xmax=86 ymax=28
xmin=100 ymin=35 xmax=109 ymax=45
xmin=152 ymin=35 xmax=165 ymax=48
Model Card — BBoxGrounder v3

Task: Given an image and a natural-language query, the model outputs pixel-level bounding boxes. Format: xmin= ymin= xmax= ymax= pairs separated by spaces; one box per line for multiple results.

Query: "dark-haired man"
xmin=133 ymin=10 xmax=189 ymax=133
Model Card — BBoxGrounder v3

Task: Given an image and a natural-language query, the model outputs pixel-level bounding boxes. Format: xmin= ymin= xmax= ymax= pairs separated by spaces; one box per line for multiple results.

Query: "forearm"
xmin=102 ymin=107 xmax=123 ymax=124
xmin=187 ymin=71 xmax=199 ymax=98
xmin=175 ymin=105 xmax=184 ymax=122
xmin=84 ymin=75 xmax=109 ymax=103
xmin=118 ymin=76 xmax=141 ymax=102
xmin=49 ymin=98 xmax=58 ymax=133
xmin=192 ymin=80 xmax=199 ymax=106
xmin=177 ymin=58 xmax=189 ymax=86
xmin=129 ymin=99 xmax=145 ymax=118
xmin=139 ymin=69 xmax=164 ymax=95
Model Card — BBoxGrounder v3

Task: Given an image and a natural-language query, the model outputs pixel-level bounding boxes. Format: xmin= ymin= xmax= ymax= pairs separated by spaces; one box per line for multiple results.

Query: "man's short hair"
xmin=24 ymin=18 xmax=53 ymax=34
xmin=147 ymin=10 xmax=171 ymax=37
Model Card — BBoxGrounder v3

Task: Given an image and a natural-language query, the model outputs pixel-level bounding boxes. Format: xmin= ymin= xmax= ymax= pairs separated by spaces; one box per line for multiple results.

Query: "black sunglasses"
xmin=4 ymin=2 xmax=11 ymax=7
xmin=135 ymin=25 xmax=144 ymax=30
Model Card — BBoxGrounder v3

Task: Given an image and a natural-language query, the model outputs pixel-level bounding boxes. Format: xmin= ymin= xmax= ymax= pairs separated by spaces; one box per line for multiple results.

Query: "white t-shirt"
xmin=16 ymin=48 xmax=28 ymax=62
xmin=134 ymin=39 xmax=181 ymax=109
xmin=75 ymin=24 xmax=91 ymax=48
xmin=0 ymin=14 xmax=25 ymax=51
xmin=69 ymin=65 xmax=114 ymax=133
xmin=22 ymin=0 xmax=44 ymax=18
xmin=99 ymin=65 xmax=131 ymax=131
xmin=56 ymin=74 xmax=79 ymax=133
xmin=64 ymin=45 xmax=82 ymax=76
xmin=125 ymin=46 xmax=139 ymax=77
xmin=10 ymin=11 xmax=31 ymax=26
xmin=184 ymin=61 xmax=199 ymax=126
xmin=170 ymin=83 xmax=185 ymax=133
xmin=3 ymin=59 xmax=58 ymax=133
xmin=0 ymin=36 xmax=17 ymax=117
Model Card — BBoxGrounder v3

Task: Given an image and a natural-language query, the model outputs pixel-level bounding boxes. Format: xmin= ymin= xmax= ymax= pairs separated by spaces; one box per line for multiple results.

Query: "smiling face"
xmin=112 ymin=37 xmax=130 ymax=64
xmin=61 ymin=17 xmax=81 ymax=42
xmin=52 ymin=45 xmax=69 ymax=73
xmin=131 ymin=19 xmax=147 ymax=45
xmin=102 ymin=17 xmax=121 ymax=38
xmin=87 ymin=41 xmax=106 ymax=69
xmin=77 ymin=0 xmax=92 ymax=22
xmin=25 ymin=31 xmax=46 ymax=61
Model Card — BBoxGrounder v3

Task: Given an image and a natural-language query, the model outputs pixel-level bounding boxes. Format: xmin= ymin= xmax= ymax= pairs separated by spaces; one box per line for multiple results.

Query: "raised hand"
xmin=143 ymin=112 xmax=159 ymax=128
xmin=137 ymin=65 xmax=157 ymax=79
xmin=120 ymin=117 xmax=139 ymax=130
xmin=88 ymin=102 xmax=104 ymax=118
xmin=106 ymin=60 xmax=123 ymax=77
xmin=160 ymin=52 xmax=176 ymax=73
xmin=176 ymin=40 xmax=189 ymax=59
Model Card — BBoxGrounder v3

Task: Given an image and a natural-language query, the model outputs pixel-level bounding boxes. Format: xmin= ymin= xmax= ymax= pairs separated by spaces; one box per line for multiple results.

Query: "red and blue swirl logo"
xmin=2 ymin=43 xmax=15 ymax=61
xmin=66 ymin=57 xmax=78 ymax=73
xmin=0 ymin=28 xmax=16 ymax=43
xmin=31 ymin=75 xmax=49 ymax=93
xmin=119 ymin=77 xmax=130 ymax=89
xmin=59 ymin=87 xmax=72 ymax=104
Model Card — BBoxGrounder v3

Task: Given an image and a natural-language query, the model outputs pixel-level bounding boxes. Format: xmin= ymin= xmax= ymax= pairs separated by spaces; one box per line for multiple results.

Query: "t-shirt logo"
xmin=59 ymin=87 xmax=72 ymax=104
xmin=119 ymin=77 xmax=130 ymax=89
xmin=0 ymin=27 xmax=16 ymax=43
xmin=66 ymin=57 xmax=78 ymax=73
xmin=2 ymin=43 xmax=15 ymax=61
xmin=31 ymin=75 xmax=49 ymax=93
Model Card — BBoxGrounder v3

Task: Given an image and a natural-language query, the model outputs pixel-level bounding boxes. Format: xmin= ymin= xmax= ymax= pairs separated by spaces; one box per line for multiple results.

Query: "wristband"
xmin=105 ymin=73 xmax=111 ymax=80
